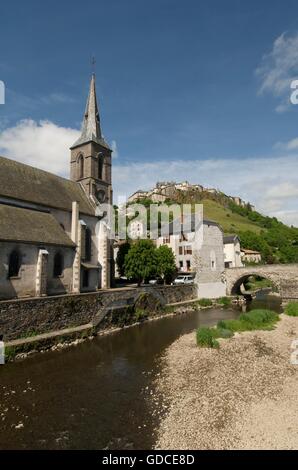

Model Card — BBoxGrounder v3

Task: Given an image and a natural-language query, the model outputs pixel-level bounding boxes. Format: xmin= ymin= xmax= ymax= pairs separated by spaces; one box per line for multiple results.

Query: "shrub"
xmin=217 ymin=297 xmax=231 ymax=307
xmin=135 ymin=308 xmax=148 ymax=321
xmin=196 ymin=327 xmax=219 ymax=349
xmin=197 ymin=298 xmax=213 ymax=307
xmin=285 ymin=302 xmax=298 ymax=317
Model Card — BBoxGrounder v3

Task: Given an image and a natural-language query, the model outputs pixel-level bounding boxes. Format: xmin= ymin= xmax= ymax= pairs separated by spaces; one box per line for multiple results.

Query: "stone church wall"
xmin=0 ymin=242 xmax=75 ymax=300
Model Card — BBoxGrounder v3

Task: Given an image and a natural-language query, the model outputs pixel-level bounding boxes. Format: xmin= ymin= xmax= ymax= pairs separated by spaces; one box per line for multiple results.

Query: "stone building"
xmin=241 ymin=248 xmax=262 ymax=264
xmin=156 ymin=216 xmax=226 ymax=298
xmin=0 ymin=74 xmax=113 ymax=300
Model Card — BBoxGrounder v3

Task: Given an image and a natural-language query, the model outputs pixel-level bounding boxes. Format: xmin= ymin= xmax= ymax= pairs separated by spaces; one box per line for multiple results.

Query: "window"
xmin=179 ymin=246 xmax=183 ymax=255
xmin=184 ymin=245 xmax=192 ymax=255
xmin=82 ymin=269 xmax=89 ymax=288
xmin=85 ymin=228 xmax=92 ymax=262
xmin=53 ymin=252 xmax=64 ymax=277
xmin=8 ymin=250 xmax=21 ymax=278
xmin=179 ymin=261 xmax=183 ymax=269
xmin=186 ymin=260 xmax=191 ymax=271
xmin=78 ymin=155 xmax=84 ymax=179
xmin=163 ymin=237 xmax=170 ymax=244
xmin=98 ymin=155 xmax=104 ymax=179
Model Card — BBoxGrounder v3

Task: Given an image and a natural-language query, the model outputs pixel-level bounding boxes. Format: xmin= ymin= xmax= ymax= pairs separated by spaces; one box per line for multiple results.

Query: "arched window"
xmin=53 ymin=252 xmax=64 ymax=277
xmin=85 ymin=228 xmax=92 ymax=262
xmin=78 ymin=155 xmax=84 ymax=179
xmin=98 ymin=155 xmax=104 ymax=180
xmin=8 ymin=250 xmax=21 ymax=278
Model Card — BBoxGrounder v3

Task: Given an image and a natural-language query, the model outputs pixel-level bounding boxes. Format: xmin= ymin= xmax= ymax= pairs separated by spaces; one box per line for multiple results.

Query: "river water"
xmin=0 ymin=296 xmax=281 ymax=450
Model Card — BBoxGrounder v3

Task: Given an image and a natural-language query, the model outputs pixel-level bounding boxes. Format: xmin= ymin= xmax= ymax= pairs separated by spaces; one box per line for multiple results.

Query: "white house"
xmin=223 ymin=235 xmax=243 ymax=268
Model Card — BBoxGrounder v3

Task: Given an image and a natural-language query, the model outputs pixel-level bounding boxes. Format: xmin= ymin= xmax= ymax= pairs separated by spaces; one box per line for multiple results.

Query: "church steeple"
xmin=70 ymin=74 xmax=112 ymax=205
xmin=71 ymin=74 xmax=110 ymax=150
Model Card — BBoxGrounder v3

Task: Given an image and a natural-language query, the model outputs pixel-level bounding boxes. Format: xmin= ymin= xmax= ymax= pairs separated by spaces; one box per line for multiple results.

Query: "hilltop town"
xmin=128 ymin=180 xmax=255 ymax=211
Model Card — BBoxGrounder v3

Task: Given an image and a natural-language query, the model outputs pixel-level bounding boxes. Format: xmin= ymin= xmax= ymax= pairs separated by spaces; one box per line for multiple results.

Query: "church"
xmin=0 ymin=75 xmax=113 ymax=300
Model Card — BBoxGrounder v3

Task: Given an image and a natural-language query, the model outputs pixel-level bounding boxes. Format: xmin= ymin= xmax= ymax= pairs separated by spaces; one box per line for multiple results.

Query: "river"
xmin=0 ymin=296 xmax=281 ymax=450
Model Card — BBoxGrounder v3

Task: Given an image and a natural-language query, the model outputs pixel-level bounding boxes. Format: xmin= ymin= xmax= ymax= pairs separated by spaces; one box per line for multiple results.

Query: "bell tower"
xmin=70 ymin=74 xmax=112 ymax=204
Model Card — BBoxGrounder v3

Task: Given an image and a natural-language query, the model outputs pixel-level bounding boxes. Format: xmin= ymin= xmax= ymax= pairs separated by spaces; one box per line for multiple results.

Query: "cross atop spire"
xmin=71 ymin=74 xmax=111 ymax=150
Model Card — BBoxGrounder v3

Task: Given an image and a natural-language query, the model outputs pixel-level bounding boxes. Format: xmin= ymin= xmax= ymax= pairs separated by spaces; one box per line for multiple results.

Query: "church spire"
xmin=71 ymin=74 xmax=110 ymax=150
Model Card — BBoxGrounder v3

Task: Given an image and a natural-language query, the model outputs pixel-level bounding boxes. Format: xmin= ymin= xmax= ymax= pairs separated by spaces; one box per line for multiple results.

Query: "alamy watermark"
xmin=290 ymin=339 xmax=298 ymax=365
xmin=0 ymin=80 xmax=5 ymax=104
xmin=94 ymin=202 xmax=204 ymax=243
xmin=0 ymin=340 xmax=5 ymax=365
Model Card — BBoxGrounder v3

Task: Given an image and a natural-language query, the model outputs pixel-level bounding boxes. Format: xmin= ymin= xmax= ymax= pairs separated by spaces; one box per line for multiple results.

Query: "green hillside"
xmin=200 ymin=199 xmax=262 ymax=234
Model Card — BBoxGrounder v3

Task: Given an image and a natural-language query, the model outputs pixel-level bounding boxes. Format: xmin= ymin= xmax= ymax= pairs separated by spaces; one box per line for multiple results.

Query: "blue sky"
xmin=1 ymin=0 xmax=298 ymax=224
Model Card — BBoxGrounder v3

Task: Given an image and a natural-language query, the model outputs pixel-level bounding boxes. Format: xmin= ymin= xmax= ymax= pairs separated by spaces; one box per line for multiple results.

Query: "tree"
xmin=124 ymin=240 xmax=158 ymax=285
xmin=156 ymin=245 xmax=176 ymax=284
xmin=116 ymin=242 xmax=131 ymax=277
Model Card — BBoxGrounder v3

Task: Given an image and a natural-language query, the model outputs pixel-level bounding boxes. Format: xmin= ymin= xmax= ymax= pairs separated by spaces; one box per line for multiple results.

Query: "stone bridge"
xmin=225 ymin=264 xmax=298 ymax=300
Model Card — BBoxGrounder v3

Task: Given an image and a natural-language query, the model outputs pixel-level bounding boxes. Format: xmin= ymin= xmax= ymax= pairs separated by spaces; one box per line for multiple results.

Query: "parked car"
xmin=172 ymin=275 xmax=194 ymax=285
xmin=148 ymin=277 xmax=164 ymax=285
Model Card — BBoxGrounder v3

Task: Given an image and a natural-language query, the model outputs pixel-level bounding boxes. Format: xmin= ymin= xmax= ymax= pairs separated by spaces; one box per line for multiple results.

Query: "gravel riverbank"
xmin=154 ymin=314 xmax=298 ymax=450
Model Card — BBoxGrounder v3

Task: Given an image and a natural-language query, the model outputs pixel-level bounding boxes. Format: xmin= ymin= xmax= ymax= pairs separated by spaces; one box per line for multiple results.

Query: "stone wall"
xmin=0 ymin=284 xmax=196 ymax=341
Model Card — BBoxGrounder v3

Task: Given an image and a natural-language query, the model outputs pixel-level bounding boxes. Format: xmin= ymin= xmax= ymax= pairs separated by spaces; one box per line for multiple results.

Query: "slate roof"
xmin=0 ymin=204 xmax=75 ymax=247
xmin=223 ymin=235 xmax=240 ymax=244
xmin=0 ymin=156 xmax=95 ymax=216
xmin=241 ymin=248 xmax=261 ymax=255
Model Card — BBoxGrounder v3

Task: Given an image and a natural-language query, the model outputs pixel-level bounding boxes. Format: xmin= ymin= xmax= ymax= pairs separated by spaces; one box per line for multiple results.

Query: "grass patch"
xmin=217 ymin=309 xmax=279 ymax=332
xmin=217 ymin=297 xmax=232 ymax=307
xmin=197 ymin=298 xmax=213 ymax=307
xmin=196 ymin=309 xmax=279 ymax=349
xmin=285 ymin=302 xmax=298 ymax=317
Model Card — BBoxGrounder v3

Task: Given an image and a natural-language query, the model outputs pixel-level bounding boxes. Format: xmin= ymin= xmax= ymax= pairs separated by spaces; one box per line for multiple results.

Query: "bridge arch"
xmin=225 ymin=264 xmax=298 ymax=300
xmin=230 ymin=272 xmax=279 ymax=296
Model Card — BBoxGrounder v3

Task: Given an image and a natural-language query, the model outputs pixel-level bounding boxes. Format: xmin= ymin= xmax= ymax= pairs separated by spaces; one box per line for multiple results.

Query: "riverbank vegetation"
xmin=196 ymin=309 xmax=279 ymax=348
xmin=285 ymin=301 xmax=298 ymax=317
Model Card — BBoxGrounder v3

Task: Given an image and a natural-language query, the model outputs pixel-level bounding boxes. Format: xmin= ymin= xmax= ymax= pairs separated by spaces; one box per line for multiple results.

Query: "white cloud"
xmin=256 ymin=32 xmax=298 ymax=111
xmin=0 ymin=119 xmax=80 ymax=177
xmin=0 ymin=119 xmax=297 ymax=227
xmin=274 ymin=136 xmax=298 ymax=151
xmin=111 ymin=140 xmax=119 ymax=158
